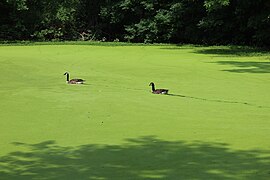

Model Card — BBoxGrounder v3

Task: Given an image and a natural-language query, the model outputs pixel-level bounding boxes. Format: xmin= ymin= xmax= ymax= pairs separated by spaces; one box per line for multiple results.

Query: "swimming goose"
xmin=64 ymin=72 xmax=85 ymax=84
xmin=149 ymin=82 xmax=168 ymax=94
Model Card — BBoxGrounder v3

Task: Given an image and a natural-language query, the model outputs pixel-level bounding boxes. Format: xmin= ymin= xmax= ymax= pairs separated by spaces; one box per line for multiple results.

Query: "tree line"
xmin=1 ymin=0 xmax=269 ymax=46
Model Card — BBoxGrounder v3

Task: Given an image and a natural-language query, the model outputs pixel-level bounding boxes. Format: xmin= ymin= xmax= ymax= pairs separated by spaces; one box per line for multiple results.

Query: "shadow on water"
xmin=195 ymin=46 xmax=270 ymax=57
xmin=213 ymin=61 xmax=270 ymax=74
xmin=0 ymin=136 xmax=269 ymax=179
xmin=160 ymin=45 xmax=270 ymax=57
xmin=166 ymin=94 xmax=267 ymax=108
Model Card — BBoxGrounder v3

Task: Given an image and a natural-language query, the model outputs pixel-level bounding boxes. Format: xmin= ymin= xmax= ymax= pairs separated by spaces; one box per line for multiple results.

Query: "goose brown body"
xmin=149 ymin=82 xmax=168 ymax=94
xmin=64 ymin=72 xmax=85 ymax=84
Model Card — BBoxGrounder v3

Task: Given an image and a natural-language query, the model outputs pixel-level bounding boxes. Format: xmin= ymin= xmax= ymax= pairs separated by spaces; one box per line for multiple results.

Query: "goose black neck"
xmin=151 ymin=83 xmax=155 ymax=91
xmin=66 ymin=73 xmax=69 ymax=82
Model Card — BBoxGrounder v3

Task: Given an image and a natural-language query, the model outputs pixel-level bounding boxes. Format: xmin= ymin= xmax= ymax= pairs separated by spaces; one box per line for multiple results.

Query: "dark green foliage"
xmin=0 ymin=0 xmax=269 ymax=46
xmin=199 ymin=0 xmax=270 ymax=46
xmin=28 ymin=0 xmax=80 ymax=40
xmin=0 ymin=0 xmax=28 ymax=40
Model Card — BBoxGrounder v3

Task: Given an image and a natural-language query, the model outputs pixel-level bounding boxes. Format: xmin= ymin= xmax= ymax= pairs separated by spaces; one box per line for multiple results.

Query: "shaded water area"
xmin=0 ymin=137 xmax=269 ymax=179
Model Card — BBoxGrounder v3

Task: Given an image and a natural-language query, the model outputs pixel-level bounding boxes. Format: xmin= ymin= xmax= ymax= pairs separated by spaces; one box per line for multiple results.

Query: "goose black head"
xmin=149 ymin=82 xmax=154 ymax=86
xmin=64 ymin=72 xmax=69 ymax=75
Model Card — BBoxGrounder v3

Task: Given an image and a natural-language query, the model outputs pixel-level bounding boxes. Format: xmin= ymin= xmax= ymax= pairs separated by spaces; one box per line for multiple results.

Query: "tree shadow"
xmin=195 ymin=46 xmax=270 ymax=57
xmin=0 ymin=137 xmax=269 ymax=179
xmin=160 ymin=45 xmax=270 ymax=57
xmin=166 ymin=94 xmax=267 ymax=108
xmin=213 ymin=61 xmax=270 ymax=74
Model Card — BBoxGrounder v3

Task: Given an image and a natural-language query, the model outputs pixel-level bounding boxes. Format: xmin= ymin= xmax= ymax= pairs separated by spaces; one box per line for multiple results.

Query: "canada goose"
xmin=64 ymin=72 xmax=85 ymax=84
xmin=149 ymin=82 xmax=169 ymax=94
